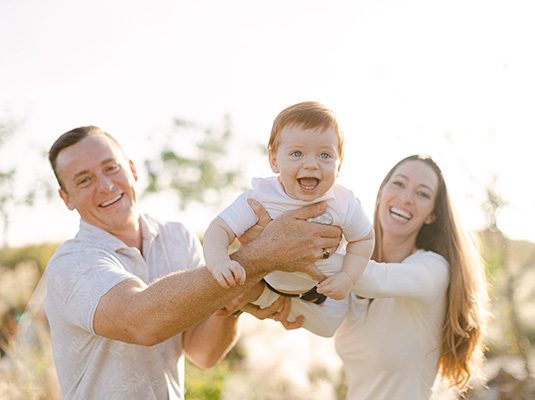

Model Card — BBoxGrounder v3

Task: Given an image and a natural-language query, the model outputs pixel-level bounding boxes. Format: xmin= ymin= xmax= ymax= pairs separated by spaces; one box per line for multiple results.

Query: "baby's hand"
xmin=316 ymin=271 xmax=353 ymax=300
xmin=212 ymin=260 xmax=246 ymax=288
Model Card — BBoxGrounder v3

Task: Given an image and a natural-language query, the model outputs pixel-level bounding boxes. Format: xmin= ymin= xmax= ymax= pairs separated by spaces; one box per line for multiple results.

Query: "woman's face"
xmin=378 ymin=159 xmax=439 ymax=242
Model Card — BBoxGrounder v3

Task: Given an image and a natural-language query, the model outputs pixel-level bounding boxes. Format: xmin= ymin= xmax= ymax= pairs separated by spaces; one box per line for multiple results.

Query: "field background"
xmin=1 ymin=230 xmax=534 ymax=400
xmin=2 ymin=1 xmax=535 ymax=398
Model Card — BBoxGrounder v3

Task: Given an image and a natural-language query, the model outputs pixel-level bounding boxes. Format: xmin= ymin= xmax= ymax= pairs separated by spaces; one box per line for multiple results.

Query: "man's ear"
xmin=129 ymin=159 xmax=138 ymax=181
xmin=59 ymin=188 xmax=75 ymax=211
xmin=424 ymin=213 xmax=436 ymax=224
xmin=269 ymin=152 xmax=280 ymax=173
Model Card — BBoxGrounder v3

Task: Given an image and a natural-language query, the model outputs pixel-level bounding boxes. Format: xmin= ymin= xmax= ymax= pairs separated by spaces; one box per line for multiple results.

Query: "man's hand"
xmin=236 ymin=199 xmax=341 ymax=279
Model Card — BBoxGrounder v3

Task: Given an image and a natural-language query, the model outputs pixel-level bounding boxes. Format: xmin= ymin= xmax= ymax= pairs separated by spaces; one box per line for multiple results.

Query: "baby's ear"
xmin=269 ymin=151 xmax=279 ymax=173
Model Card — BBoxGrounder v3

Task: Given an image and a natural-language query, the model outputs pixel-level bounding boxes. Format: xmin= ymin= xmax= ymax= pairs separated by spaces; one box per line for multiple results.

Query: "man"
xmin=44 ymin=125 xmax=341 ymax=399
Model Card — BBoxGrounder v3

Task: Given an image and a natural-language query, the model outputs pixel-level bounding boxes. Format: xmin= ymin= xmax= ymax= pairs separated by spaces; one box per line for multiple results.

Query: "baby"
xmin=203 ymin=101 xmax=374 ymax=334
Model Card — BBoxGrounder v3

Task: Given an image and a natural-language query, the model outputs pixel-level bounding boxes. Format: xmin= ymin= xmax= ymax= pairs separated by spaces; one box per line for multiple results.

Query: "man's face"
xmin=55 ymin=134 xmax=140 ymax=236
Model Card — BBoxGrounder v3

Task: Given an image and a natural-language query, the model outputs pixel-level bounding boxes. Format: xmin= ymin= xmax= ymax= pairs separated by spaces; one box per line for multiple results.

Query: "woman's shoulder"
xmin=407 ymin=249 xmax=449 ymax=276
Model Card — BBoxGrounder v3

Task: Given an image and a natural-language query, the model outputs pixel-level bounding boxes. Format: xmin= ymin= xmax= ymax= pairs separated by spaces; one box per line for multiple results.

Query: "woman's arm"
xmin=352 ymin=251 xmax=449 ymax=303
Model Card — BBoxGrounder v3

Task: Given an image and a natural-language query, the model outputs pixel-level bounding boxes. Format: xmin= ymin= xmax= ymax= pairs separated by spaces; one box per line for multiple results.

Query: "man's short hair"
xmin=48 ymin=126 xmax=123 ymax=190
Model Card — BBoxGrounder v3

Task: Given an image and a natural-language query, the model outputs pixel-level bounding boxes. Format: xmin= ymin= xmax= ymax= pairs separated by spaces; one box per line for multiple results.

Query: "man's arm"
xmin=182 ymin=313 xmax=239 ymax=368
xmin=93 ymin=201 xmax=342 ymax=346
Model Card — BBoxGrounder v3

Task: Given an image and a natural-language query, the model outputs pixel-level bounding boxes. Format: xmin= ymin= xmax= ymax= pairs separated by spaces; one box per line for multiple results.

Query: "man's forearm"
xmin=115 ymin=243 xmax=271 ymax=345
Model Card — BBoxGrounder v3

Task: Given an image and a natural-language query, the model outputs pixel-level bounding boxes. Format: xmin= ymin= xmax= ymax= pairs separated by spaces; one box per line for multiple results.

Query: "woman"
xmin=332 ymin=155 xmax=489 ymax=399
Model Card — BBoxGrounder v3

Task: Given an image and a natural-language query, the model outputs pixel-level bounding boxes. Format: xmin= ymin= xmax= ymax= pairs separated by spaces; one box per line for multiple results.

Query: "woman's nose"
xmin=400 ymin=189 xmax=415 ymax=204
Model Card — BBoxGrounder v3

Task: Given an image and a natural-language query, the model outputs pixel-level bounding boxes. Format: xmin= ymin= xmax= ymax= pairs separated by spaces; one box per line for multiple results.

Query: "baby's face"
xmin=270 ymin=125 xmax=341 ymax=202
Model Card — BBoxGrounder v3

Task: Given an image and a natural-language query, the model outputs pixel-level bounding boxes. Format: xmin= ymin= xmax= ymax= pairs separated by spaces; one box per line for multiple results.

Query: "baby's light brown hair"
xmin=267 ymin=101 xmax=345 ymax=164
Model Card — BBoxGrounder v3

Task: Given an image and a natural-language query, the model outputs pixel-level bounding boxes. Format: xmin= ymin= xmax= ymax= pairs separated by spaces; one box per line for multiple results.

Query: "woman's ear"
xmin=424 ymin=213 xmax=436 ymax=224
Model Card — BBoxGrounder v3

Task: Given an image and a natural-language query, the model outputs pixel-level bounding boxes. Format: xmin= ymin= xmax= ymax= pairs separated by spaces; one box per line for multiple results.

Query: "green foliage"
xmin=0 ymin=119 xmax=54 ymax=248
xmin=185 ymin=359 xmax=230 ymax=400
xmin=185 ymin=341 xmax=245 ymax=399
xmin=0 ymin=243 xmax=59 ymax=272
xmin=143 ymin=115 xmax=244 ymax=210
xmin=0 ymin=119 xmax=18 ymax=248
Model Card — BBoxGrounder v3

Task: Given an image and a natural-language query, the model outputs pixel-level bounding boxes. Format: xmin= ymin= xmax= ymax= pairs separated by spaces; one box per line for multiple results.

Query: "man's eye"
xmin=106 ymin=164 xmax=120 ymax=173
xmin=290 ymin=151 xmax=302 ymax=157
xmin=77 ymin=177 xmax=91 ymax=186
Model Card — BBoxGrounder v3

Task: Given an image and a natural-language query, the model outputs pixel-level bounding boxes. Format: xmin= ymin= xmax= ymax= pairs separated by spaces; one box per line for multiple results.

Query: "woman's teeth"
xmin=390 ymin=207 xmax=411 ymax=220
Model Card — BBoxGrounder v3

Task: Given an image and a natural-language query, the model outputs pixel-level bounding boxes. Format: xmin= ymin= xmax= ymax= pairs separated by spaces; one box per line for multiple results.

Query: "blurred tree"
xmin=142 ymin=115 xmax=246 ymax=210
xmin=0 ymin=118 xmax=54 ymax=248
xmin=481 ymin=177 xmax=534 ymax=381
xmin=0 ymin=119 xmax=20 ymax=248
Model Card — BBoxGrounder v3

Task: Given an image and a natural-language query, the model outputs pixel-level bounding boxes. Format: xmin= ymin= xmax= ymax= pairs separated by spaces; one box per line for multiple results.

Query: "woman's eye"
xmin=392 ymin=180 xmax=404 ymax=187
xmin=290 ymin=151 xmax=302 ymax=157
xmin=418 ymin=191 xmax=431 ymax=199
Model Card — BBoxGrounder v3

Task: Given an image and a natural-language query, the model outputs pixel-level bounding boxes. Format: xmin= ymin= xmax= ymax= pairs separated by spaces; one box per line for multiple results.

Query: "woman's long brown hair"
xmin=372 ymin=155 xmax=489 ymax=393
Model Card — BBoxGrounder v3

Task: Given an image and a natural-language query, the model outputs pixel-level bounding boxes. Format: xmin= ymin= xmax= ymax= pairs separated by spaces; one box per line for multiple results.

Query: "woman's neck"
xmin=381 ymin=234 xmax=418 ymax=263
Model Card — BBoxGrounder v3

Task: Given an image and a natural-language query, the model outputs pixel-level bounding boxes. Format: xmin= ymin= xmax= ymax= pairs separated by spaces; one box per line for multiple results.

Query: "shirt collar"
xmin=76 ymin=214 xmax=159 ymax=252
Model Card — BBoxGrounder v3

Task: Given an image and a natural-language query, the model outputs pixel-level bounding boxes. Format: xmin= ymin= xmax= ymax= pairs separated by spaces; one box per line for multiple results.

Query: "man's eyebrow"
xmin=73 ymin=169 xmax=90 ymax=180
xmin=72 ymin=158 xmax=115 ymax=180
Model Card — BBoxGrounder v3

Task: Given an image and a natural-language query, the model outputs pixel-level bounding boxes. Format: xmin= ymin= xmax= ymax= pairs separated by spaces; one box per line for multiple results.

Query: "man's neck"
xmin=111 ymin=216 xmax=143 ymax=250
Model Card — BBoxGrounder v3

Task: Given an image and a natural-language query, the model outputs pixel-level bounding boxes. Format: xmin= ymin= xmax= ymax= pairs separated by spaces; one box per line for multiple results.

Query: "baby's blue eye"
xmin=320 ymin=152 xmax=331 ymax=159
xmin=290 ymin=151 xmax=302 ymax=157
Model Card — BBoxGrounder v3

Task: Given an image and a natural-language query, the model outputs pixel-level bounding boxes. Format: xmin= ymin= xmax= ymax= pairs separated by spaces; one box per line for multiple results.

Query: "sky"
xmin=1 ymin=0 xmax=534 ymax=247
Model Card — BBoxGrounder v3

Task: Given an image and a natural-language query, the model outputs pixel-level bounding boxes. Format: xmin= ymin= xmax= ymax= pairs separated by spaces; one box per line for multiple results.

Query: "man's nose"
xmin=97 ymin=174 xmax=114 ymax=191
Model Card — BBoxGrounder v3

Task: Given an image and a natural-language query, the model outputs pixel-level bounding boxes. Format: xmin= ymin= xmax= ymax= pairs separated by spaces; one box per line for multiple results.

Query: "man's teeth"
xmin=100 ymin=194 xmax=123 ymax=207
xmin=390 ymin=207 xmax=411 ymax=220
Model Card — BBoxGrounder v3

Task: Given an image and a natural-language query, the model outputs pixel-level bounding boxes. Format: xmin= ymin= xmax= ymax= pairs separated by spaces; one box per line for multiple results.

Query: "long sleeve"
xmin=352 ymin=250 xmax=449 ymax=304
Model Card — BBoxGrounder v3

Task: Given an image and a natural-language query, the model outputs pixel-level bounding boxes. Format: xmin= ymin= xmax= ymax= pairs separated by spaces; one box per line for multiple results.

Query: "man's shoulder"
xmin=142 ymin=213 xmax=198 ymax=242
xmin=143 ymin=213 xmax=188 ymax=231
xmin=46 ymin=237 xmax=116 ymax=271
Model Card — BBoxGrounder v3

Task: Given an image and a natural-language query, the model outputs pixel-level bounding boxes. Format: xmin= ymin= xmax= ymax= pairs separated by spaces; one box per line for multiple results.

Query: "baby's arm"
xmin=203 ymin=217 xmax=246 ymax=288
xmin=317 ymin=230 xmax=375 ymax=299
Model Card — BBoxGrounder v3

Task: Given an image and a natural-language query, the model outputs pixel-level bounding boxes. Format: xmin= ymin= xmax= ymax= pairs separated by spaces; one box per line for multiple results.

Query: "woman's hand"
xmin=243 ymin=297 xmax=304 ymax=330
xmin=215 ymin=281 xmax=304 ymax=330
